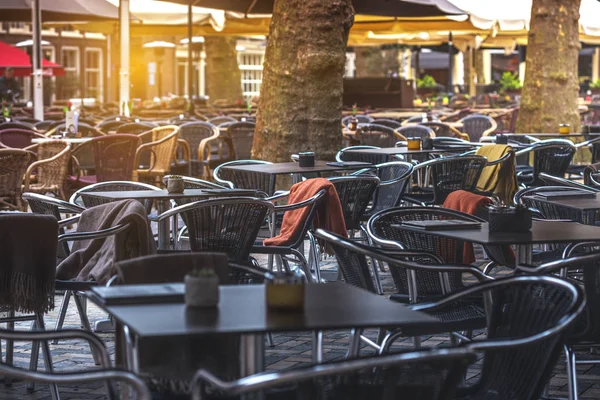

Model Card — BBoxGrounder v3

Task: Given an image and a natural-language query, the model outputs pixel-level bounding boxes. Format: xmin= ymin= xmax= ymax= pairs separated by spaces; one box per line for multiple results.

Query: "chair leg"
xmin=4 ymin=310 xmax=14 ymax=386
xmin=346 ymin=328 xmax=362 ymax=359
xmin=312 ymin=331 xmax=323 ymax=364
xmin=73 ymin=293 xmax=101 ymax=365
xmin=565 ymin=344 xmax=578 ymax=400
xmin=35 ymin=315 xmax=60 ymax=400
xmin=266 ymin=333 xmax=274 ymax=348
xmin=52 ymin=291 xmax=72 ymax=344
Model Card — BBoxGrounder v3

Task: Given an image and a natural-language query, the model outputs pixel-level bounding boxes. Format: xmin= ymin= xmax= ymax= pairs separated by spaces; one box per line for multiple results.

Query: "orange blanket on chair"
xmin=264 ymin=178 xmax=348 ymax=247
xmin=442 ymin=190 xmax=492 ymax=265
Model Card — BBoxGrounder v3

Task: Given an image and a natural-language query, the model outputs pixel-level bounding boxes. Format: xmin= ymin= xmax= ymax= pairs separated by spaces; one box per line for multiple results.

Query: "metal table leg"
xmin=157 ymin=200 xmax=171 ymax=250
xmin=240 ymin=333 xmax=265 ymax=377
xmin=515 ymin=244 xmax=533 ymax=266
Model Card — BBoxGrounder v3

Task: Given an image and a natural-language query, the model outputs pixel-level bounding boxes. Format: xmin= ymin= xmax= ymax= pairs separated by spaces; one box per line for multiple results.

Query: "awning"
xmin=0 ymin=41 xmax=64 ymax=77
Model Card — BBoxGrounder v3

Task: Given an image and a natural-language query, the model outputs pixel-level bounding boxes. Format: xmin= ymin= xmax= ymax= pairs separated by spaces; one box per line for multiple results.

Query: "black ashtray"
xmin=298 ymin=152 xmax=315 ymax=167
xmin=422 ymin=138 xmax=433 ymax=150
xmin=495 ymin=134 xmax=508 ymax=144
xmin=488 ymin=206 xmax=532 ymax=232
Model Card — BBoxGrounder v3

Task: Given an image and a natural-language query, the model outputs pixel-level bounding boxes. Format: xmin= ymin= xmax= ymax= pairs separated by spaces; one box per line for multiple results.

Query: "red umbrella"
xmin=0 ymin=41 xmax=64 ymax=77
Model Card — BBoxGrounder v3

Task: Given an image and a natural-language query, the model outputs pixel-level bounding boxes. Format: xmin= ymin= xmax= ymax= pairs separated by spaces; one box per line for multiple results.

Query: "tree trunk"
xmin=516 ymin=0 xmax=581 ymax=133
xmin=354 ymin=47 xmax=385 ymax=77
xmin=252 ymin=0 xmax=354 ymax=162
xmin=204 ymin=36 xmax=243 ymax=105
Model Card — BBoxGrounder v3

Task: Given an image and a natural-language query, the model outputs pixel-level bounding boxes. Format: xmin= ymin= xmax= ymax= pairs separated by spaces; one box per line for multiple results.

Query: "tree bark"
xmin=515 ymin=0 xmax=581 ymax=133
xmin=252 ymin=0 xmax=354 ymax=162
xmin=354 ymin=47 xmax=385 ymax=77
xmin=204 ymin=36 xmax=243 ymax=104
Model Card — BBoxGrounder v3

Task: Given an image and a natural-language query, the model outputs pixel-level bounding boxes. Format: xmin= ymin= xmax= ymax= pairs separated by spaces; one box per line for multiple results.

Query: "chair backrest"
xmin=34 ymin=140 xmax=71 ymax=189
xmin=355 ymin=161 xmax=413 ymax=214
xmin=418 ymin=155 xmax=487 ymax=205
xmin=444 ymin=276 xmax=583 ymax=400
xmin=528 ymin=140 xmax=577 ymax=186
xmin=0 ymin=149 xmax=30 ymax=209
xmin=0 ymin=128 xmax=44 ymax=148
xmin=396 ymin=125 xmax=435 ymax=140
xmin=336 ymin=145 xmax=388 ymax=164
xmin=92 ymin=135 xmax=141 ymax=182
xmin=372 ymin=118 xmax=402 ymax=129
xmin=13 ymin=117 xmax=41 ymax=125
xmin=136 ymin=125 xmax=180 ymax=175
xmin=329 ymin=175 xmax=380 ymax=230
xmin=192 ymin=347 xmax=476 ymax=400
xmin=213 ymin=160 xmax=275 ymax=195
xmin=514 ymin=185 xmax=593 ymax=223
xmin=461 ymin=114 xmax=496 ymax=142
xmin=357 ymin=124 xmax=399 ymax=147
xmin=0 ymin=213 xmax=58 ymax=314
xmin=178 ymin=121 xmax=218 ymax=162
xmin=97 ymin=119 xmax=127 ymax=134
xmin=70 ymin=181 xmax=160 ymax=214
xmin=0 ymin=121 xmax=34 ymax=131
xmin=342 ymin=114 xmax=373 ymax=127
xmin=33 ymin=120 xmax=53 ymax=132
xmin=48 ymin=122 xmax=102 ymax=138
xmin=168 ymin=197 xmax=273 ymax=264
xmin=421 ymin=122 xmax=459 ymax=138
xmin=115 ymin=122 xmax=155 ymax=135
xmin=208 ymin=116 xmax=237 ymax=125
xmin=226 ymin=121 xmax=255 ymax=160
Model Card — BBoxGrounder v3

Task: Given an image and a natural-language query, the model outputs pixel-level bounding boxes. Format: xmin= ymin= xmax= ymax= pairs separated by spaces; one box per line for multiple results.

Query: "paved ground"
xmin=2 ymin=253 xmax=600 ymax=399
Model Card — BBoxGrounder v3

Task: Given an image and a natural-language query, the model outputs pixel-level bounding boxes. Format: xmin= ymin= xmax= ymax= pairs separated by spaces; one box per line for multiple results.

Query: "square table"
xmin=87 ymin=282 xmax=438 ymax=377
xmin=80 ymin=189 xmax=259 ymax=249
xmin=393 ymin=220 xmax=600 ymax=265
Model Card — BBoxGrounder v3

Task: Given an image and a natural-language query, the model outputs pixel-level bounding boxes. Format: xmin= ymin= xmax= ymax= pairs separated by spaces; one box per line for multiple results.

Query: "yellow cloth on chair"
xmin=475 ymin=144 xmax=518 ymax=205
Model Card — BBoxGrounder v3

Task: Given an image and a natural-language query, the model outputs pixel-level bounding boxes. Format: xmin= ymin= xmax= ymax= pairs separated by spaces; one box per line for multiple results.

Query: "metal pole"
xmin=448 ymin=32 xmax=454 ymax=95
xmin=187 ymin=4 xmax=194 ymax=113
xmin=31 ymin=0 xmax=43 ymax=121
xmin=119 ymin=0 xmax=130 ymax=116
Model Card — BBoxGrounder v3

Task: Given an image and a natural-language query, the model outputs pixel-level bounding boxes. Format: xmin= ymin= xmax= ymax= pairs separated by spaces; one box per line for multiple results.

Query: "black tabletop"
xmin=88 ymin=282 xmax=437 ymax=338
xmin=80 ymin=189 xmax=259 ymax=201
xmin=523 ymin=193 xmax=600 ymax=212
xmin=345 ymin=146 xmax=472 ymax=156
xmin=220 ymin=160 xmax=365 ymax=175
xmin=393 ymin=220 xmax=600 ymax=246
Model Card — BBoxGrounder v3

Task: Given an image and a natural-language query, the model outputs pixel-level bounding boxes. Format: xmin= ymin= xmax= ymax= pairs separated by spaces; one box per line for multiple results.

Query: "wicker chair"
xmin=515 ymin=140 xmax=577 ymax=187
xmin=68 ymin=135 xmax=141 ymax=190
xmin=459 ymin=114 xmax=497 ymax=142
xmin=515 ymin=185 xmax=597 ymax=224
xmin=329 ymin=175 xmax=380 ymax=232
xmin=408 ymin=275 xmax=584 ymax=400
xmin=404 ymin=155 xmax=487 ymax=205
xmin=336 ymin=145 xmax=390 ymax=164
xmin=0 ymin=149 xmax=30 ymax=210
xmin=421 ymin=121 xmax=470 ymax=140
xmin=357 ymin=123 xmax=404 ymax=147
xmin=213 ymin=160 xmax=275 ymax=195
xmin=224 ymin=121 xmax=255 ymax=160
xmin=372 ymin=118 xmax=402 ymax=129
xmin=352 ymin=161 xmax=413 ymax=219
xmin=156 ymin=197 xmax=274 ymax=266
xmin=0 ymin=128 xmax=45 ymax=149
xmin=23 ymin=140 xmax=71 ymax=199
xmin=177 ymin=121 xmax=221 ymax=178
xmin=193 ymin=348 xmax=475 ymax=400
xmin=396 ymin=125 xmax=435 ymax=140
xmin=342 ymin=114 xmax=373 ymax=127
xmin=208 ymin=116 xmax=237 ymax=126
xmin=115 ymin=122 xmax=156 ymax=134
xmin=133 ymin=125 xmax=181 ymax=184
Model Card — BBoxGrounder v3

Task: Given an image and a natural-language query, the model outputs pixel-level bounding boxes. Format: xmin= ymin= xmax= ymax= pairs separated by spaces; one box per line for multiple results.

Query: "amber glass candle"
xmin=407 ymin=137 xmax=422 ymax=150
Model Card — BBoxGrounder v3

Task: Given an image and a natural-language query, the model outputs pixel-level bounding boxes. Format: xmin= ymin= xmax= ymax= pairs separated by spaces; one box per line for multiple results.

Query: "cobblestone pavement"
xmin=1 ymin=256 xmax=600 ymax=399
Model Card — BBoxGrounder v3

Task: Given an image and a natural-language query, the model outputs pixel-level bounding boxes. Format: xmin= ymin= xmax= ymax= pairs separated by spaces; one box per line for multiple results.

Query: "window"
xmin=85 ymin=48 xmax=103 ymax=102
xmin=60 ymin=47 xmax=80 ymax=99
xmin=238 ymin=51 xmax=264 ymax=100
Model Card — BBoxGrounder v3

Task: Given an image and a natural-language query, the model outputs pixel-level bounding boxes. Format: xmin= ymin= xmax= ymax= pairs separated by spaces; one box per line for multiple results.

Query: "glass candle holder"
xmin=266 ymin=272 xmax=305 ymax=311
xmin=407 ymin=137 xmax=422 ymax=150
xmin=559 ymin=124 xmax=570 ymax=135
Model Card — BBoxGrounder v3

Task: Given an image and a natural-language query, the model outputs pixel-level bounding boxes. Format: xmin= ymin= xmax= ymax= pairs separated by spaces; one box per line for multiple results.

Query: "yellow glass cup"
xmin=407 ymin=137 xmax=422 ymax=151
xmin=559 ymin=124 xmax=570 ymax=135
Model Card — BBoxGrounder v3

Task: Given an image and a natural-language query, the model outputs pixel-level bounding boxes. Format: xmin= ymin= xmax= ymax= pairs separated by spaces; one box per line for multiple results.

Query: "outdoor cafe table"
xmin=87 ymin=282 xmax=438 ymax=378
xmin=393 ymin=220 xmax=600 ymax=265
xmin=522 ymin=192 xmax=600 ymax=225
xmin=79 ymin=189 xmax=258 ymax=250
xmin=344 ymin=145 xmax=473 ymax=162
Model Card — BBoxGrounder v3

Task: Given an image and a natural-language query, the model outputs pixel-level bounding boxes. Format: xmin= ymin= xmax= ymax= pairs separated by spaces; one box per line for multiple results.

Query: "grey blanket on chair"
xmin=56 ymin=199 xmax=156 ymax=284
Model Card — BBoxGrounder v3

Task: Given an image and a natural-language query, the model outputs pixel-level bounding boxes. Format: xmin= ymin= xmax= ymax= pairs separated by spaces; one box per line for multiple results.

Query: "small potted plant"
xmin=499 ymin=72 xmax=522 ymax=95
xmin=185 ymin=267 xmax=220 ymax=308
xmin=590 ymin=79 xmax=600 ymax=95
xmin=166 ymin=175 xmax=184 ymax=194
xmin=417 ymin=74 xmax=439 ymax=98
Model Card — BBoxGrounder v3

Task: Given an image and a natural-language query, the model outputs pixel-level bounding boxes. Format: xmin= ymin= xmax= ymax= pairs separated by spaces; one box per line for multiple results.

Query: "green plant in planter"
xmin=590 ymin=80 xmax=600 ymax=89
xmin=188 ymin=267 xmax=217 ymax=278
xmin=417 ymin=74 xmax=438 ymax=90
xmin=499 ymin=72 xmax=522 ymax=92
xmin=167 ymin=175 xmax=182 ymax=180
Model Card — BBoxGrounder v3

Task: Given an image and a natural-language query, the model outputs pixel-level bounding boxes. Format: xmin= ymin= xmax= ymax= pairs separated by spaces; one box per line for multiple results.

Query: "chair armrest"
xmin=449 ymin=125 xmax=470 ymax=141
xmin=58 ymin=214 xmax=81 ymax=228
xmin=485 ymin=151 xmax=513 ymax=167
xmin=58 ymin=222 xmax=131 ymax=243
xmin=198 ymin=135 xmax=221 ymax=162
xmin=265 ymin=191 xmax=290 ymax=203
xmin=23 ymin=143 xmax=71 ymax=190
xmin=176 ymin=139 xmax=191 ymax=162
xmin=394 ymin=131 xmax=408 ymax=141
xmin=134 ymin=144 xmax=157 ymax=171
xmin=272 ymin=190 xmax=325 ymax=212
